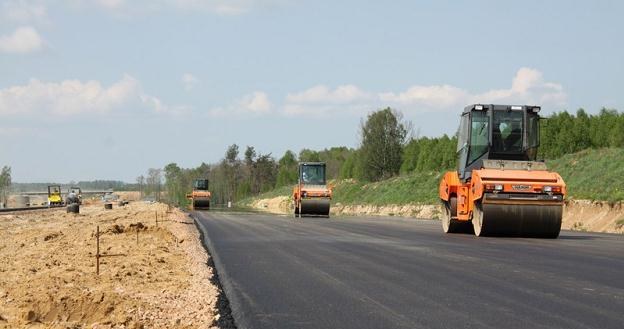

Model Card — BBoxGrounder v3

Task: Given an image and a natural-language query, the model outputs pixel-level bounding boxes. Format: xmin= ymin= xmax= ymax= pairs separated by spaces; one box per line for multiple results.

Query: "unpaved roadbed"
xmin=0 ymin=202 xmax=219 ymax=328
xmin=250 ymin=196 xmax=624 ymax=234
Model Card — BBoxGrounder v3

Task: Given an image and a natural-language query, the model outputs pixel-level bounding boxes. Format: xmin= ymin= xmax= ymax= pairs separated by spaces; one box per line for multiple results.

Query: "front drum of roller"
xmin=473 ymin=202 xmax=562 ymax=238
xmin=300 ymin=198 xmax=330 ymax=217
xmin=193 ymin=199 xmax=211 ymax=209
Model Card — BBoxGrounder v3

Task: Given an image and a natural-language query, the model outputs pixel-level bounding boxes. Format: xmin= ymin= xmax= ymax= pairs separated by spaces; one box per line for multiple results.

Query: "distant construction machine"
xmin=293 ymin=162 xmax=332 ymax=217
xmin=187 ymin=179 xmax=211 ymax=210
xmin=439 ymin=104 xmax=566 ymax=238
xmin=47 ymin=185 xmax=64 ymax=207
xmin=69 ymin=187 xmax=82 ymax=205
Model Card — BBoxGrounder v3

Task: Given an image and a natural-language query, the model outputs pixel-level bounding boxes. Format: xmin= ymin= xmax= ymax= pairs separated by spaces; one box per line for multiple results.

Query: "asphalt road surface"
xmin=193 ymin=210 xmax=624 ymax=329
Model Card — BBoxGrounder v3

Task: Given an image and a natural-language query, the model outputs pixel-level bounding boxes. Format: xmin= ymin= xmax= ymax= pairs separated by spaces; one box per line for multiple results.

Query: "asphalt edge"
xmin=189 ymin=211 xmax=245 ymax=329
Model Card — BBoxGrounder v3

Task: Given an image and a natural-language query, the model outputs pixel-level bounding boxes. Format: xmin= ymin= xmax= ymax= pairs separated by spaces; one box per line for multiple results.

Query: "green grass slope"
xmin=548 ymin=148 xmax=624 ymax=202
xmin=244 ymin=148 xmax=624 ymax=206
xmin=331 ymin=173 xmax=441 ymax=205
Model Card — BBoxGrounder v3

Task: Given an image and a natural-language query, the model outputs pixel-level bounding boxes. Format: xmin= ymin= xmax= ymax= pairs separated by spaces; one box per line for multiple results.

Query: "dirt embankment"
xmin=249 ymin=196 xmax=624 ymax=234
xmin=0 ymin=202 xmax=219 ymax=328
xmin=249 ymin=196 xmax=291 ymax=215
xmin=562 ymin=200 xmax=624 ymax=233
xmin=250 ymin=196 xmax=443 ymax=219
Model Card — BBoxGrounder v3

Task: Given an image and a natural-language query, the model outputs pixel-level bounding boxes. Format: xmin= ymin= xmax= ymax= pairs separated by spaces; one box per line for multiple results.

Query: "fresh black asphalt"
xmin=193 ymin=210 xmax=624 ymax=329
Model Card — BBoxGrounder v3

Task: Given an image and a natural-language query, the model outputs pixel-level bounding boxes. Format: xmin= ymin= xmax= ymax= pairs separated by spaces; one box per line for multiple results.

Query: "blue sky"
xmin=0 ymin=0 xmax=622 ymax=182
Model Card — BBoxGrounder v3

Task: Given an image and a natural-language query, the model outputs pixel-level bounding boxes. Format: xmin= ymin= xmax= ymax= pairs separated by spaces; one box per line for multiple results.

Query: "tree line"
xmin=540 ymin=108 xmax=624 ymax=159
xmin=5 ymin=107 xmax=623 ymax=207
xmin=152 ymin=106 xmax=623 ymax=206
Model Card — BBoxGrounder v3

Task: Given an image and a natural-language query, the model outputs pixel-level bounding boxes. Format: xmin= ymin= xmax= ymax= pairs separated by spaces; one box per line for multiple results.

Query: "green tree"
xmin=276 ymin=150 xmax=298 ymax=187
xmin=299 ymin=149 xmax=320 ymax=162
xmin=164 ymin=163 xmax=187 ymax=206
xmin=359 ymin=108 xmax=408 ymax=181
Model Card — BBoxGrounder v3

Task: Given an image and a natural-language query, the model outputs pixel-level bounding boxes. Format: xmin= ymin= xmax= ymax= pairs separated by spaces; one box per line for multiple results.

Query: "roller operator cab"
xmin=293 ymin=162 xmax=332 ymax=217
xmin=439 ymin=104 xmax=566 ymax=238
xmin=68 ymin=187 xmax=82 ymax=205
xmin=187 ymin=179 xmax=211 ymax=210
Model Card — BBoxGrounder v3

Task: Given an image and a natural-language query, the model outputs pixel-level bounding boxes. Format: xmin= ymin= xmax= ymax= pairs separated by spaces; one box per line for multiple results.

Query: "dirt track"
xmin=0 ymin=202 xmax=218 ymax=328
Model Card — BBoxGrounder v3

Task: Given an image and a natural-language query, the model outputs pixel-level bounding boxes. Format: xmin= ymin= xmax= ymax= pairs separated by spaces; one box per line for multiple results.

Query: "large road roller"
xmin=293 ymin=162 xmax=332 ymax=217
xmin=439 ymin=104 xmax=566 ymax=238
xmin=187 ymin=179 xmax=211 ymax=210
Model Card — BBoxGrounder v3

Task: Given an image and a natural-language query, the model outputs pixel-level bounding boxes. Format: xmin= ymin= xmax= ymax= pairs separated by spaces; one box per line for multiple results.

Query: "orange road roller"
xmin=293 ymin=162 xmax=332 ymax=217
xmin=439 ymin=104 xmax=566 ymax=238
xmin=187 ymin=179 xmax=211 ymax=210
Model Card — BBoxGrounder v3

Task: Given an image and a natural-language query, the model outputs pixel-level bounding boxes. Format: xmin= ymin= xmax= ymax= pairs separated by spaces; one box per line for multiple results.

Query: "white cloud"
xmin=473 ymin=67 xmax=566 ymax=106
xmin=96 ymin=0 xmax=125 ymax=9
xmin=1 ymin=1 xmax=47 ymax=23
xmin=0 ymin=75 xmax=186 ymax=117
xmin=0 ymin=26 xmax=43 ymax=54
xmin=181 ymin=73 xmax=199 ymax=91
xmin=240 ymin=91 xmax=271 ymax=113
xmin=283 ymin=68 xmax=567 ymax=116
xmin=90 ymin=0 xmax=284 ymax=16
xmin=209 ymin=91 xmax=272 ymax=117
xmin=380 ymin=85 xmax=469 ymax=109
xmin=284 ymin=84 xmax=374 ymax=116
xmin=168 ymin=0 xmax=250 ymax=15
xmin=286 ymin=84 xmax=372 ymax=104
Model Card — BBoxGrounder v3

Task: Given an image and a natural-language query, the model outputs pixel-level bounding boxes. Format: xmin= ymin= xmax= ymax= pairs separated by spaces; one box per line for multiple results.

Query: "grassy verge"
xmin=548 ymin=148 xmax=624 ymax=202
xmin=242 ymin=148 xmax=624 ymax=207
xmin=331 ymin=173 xmax=441 ymax=205
xmin=241 ymin=172 xmax=441 ymax=207
xmin=238 ymin=185 xmax=292 ymax=206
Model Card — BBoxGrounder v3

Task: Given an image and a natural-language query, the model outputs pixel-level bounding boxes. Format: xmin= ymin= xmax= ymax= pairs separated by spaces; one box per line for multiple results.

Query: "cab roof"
xmin=462 ymin=104 xmax=540 ymax=114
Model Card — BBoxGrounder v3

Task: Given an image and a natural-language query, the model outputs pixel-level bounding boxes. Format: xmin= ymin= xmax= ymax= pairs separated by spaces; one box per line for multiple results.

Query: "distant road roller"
xmin=187 ymin=179 xmax=211 ymax=210
xmin=293 ymin=162 xmax=332 ymax=217
xmin=439 ymin=104 xmax=566 ymax=238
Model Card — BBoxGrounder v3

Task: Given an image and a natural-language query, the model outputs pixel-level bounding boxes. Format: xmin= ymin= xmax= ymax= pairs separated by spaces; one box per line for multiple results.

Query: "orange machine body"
xmin=187 ymin=179 xmax=211 ymax=210
xmin=293 ymin=162 xmax=332 ymax=217
xmin=440 ymin=168 xmax=566 ymax=222
xmin=293 ymin=183 xmax=333 ymax=206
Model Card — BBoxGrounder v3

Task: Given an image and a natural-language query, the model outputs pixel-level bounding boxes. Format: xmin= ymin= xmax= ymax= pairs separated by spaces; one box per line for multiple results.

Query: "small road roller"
xmin=293 ymin=162 xmax=332 ymax=218
xmin=187 ymin=179 xmax=211 ymax=210
xmin=439 ymin=104 xmax=566 ymax=238
xmin=47 ymin=185 xmax=64 ymax=207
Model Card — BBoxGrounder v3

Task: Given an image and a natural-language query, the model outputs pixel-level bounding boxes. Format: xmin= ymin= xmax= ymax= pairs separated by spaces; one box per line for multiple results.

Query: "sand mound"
xmin=0 ymin=202 xmax=219 ymax=328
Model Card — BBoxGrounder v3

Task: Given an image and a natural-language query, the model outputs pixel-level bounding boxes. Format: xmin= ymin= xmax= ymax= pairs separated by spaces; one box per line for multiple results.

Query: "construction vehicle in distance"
xmin=293 ymin=162 xmax=332 ymax=217
xmin=187 ymin=179 xmax=211 ymax=210
xmin=69 ymin=187 xmax=82 ymax=205
xmin=439 ymin=104 xmax=566 ymax=238
xmin=47 ymin=185 xmax=64 ymax=207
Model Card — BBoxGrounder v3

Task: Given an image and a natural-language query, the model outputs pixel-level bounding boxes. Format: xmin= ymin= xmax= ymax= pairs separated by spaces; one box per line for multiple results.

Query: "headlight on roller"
xmin=543 ymin=186 xmax=553 ymax=193
xmin=495 ymin=184 xmax=503 ymax=191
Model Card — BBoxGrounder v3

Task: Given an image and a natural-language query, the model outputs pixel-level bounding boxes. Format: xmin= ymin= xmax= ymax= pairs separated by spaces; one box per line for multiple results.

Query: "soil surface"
xmin=250 ymin=196 xmax=624 ymax=234
xmin=0 ymin=202 xmax=219 ymax=328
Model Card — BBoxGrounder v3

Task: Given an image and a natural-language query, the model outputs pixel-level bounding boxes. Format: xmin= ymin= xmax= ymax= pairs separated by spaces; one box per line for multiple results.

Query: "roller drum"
xmin=193 ymin=198 xmax=211 ymax=210
xmin=474 ymin=202 xmax=562 ymax=238
xmin=300 ymin=198 xmax=330 ymax=217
